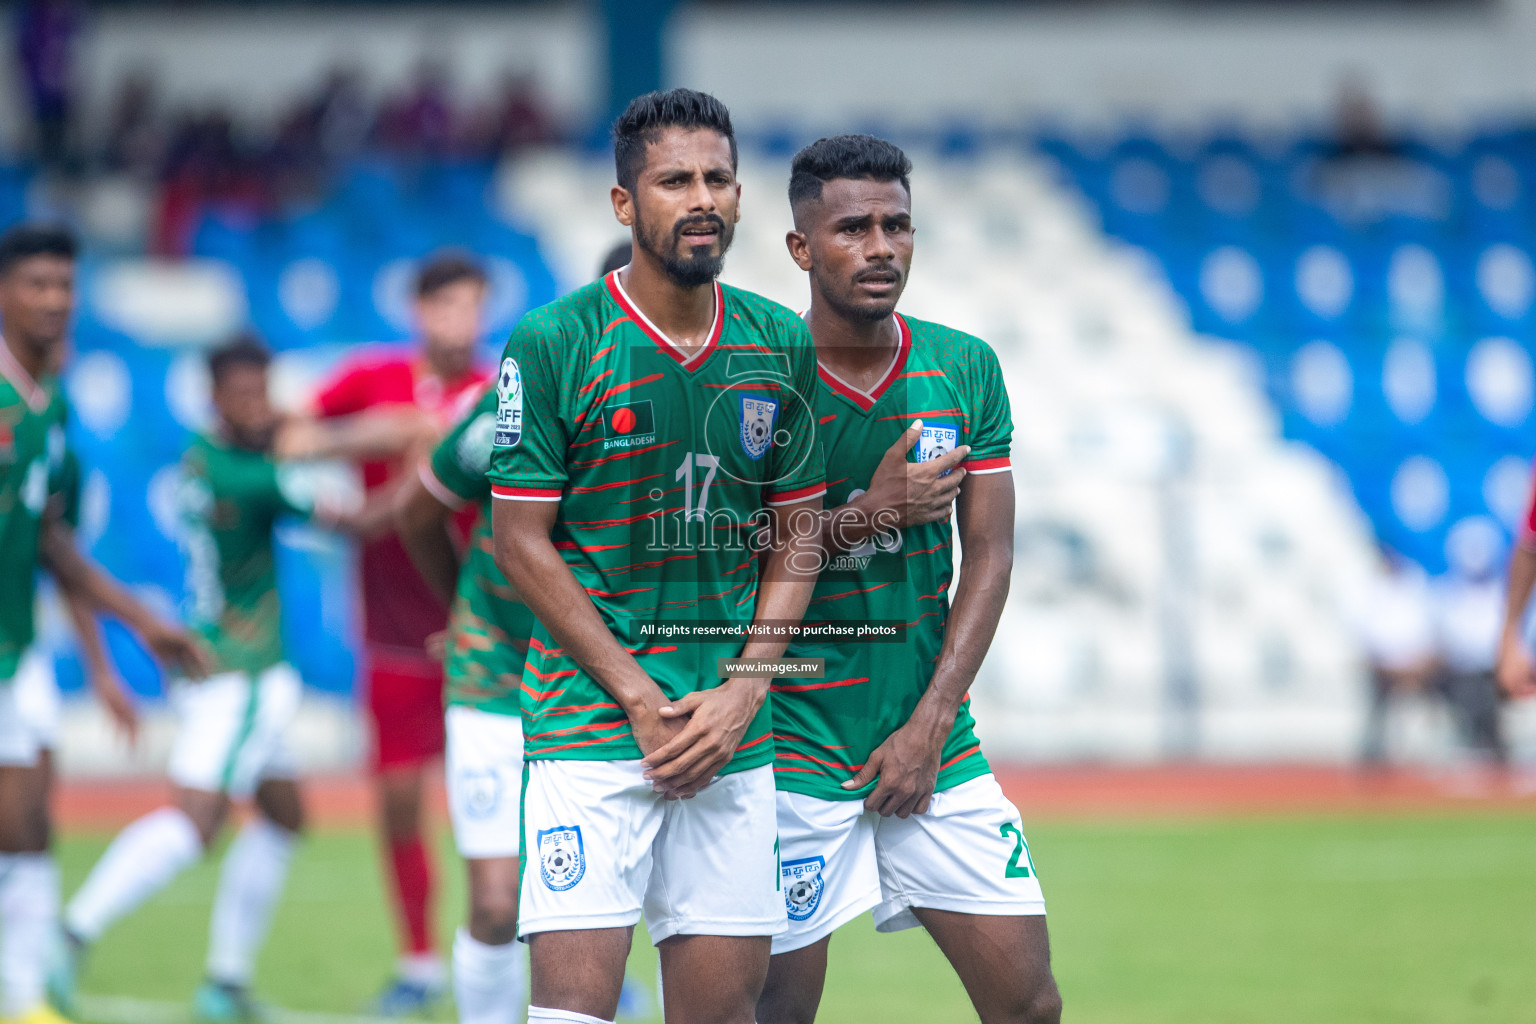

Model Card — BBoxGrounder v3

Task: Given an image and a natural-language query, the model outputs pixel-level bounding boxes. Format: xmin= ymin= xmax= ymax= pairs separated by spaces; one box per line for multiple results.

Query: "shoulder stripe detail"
xmin=418 ymin=462 xmax=467 ymax=510
xmin=605 ymin=270 xmax=722 ymax=370
xmin=491 ymin=484 xmax=562 ymax=502
xmin=0 ymin=338 xmax=48 ymax=412
xmin=964 ymin=456 xmax=1011 ymax=474
xmin=814 ymin=313 xmax=911 ymax=412
xmin=766 ymin=483 xmax=826 ymax=506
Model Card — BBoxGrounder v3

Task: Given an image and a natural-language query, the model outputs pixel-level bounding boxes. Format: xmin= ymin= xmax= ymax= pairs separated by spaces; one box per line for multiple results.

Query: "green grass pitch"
xmin=62 ymin=809 xmax=1536 ymax=1024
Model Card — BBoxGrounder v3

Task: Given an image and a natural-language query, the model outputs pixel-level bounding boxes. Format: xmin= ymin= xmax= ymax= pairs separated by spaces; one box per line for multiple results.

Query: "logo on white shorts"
xmin=537 ymin=825 xmax=585 ymax=891
xmin=781 ymin=856 xmax=825 ymax=921
xmin=459 ymin=768 xmax=502 ymax=820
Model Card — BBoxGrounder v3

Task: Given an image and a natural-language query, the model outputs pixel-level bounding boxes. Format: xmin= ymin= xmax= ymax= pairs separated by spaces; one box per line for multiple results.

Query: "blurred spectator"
xmin=15 ymin=0 xmax=82 ymax=169
xmin=375 ymin=59 xmax=456 ymax=158
xmin=1311 ymin=78 xmax=1448 ymax=224
xmin=1356 ymin=547 xmax=1437 ymax=765
xmin=1430 ymin=520 xmax=1509 ymax=766
xmin=101 ymin=70 xmax=166 ymax=177
xmin=154 ymin=108 xmax=263 ymax=256
xmin=465 ymin=72 xmax=555 ymax=156
xmin=314 ymin=67 xmax=374 ymax=163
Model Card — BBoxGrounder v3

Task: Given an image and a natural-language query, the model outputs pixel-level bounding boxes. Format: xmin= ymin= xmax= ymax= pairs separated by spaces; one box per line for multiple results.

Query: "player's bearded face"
xmin=634 ymin=205 xmax=734 ymax=288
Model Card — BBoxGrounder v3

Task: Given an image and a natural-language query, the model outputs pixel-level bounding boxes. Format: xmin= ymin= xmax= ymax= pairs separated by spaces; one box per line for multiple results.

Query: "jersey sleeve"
xmin=765 ymin=315 xmax=826 ymax=506
xmin=311 ymin=361 xmax=371 ymax=418
xmin=962 ymin=340 xmax=1013 ymax=475
xmin=488 ymin=315 xmax=569 ymax=502
xmin=1522 ymin=462 xmax=1536 ymax=551
xmin=425 ymin=390 xmax=497 ymax=509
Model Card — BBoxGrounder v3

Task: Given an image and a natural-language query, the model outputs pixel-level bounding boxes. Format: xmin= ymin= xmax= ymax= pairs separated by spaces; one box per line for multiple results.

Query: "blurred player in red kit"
xmin=305 ymin=254 xmax=491 ymax=1013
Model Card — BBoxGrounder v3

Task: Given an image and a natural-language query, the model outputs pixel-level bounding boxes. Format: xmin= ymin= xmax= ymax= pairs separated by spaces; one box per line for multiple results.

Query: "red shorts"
xmin=365 ymin=649 xmax=446 ymax=772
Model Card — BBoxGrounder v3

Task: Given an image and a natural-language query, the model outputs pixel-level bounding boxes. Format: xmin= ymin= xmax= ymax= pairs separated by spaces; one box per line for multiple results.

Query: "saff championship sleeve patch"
xmin=494 ymin=357 xmax=523 ymax=447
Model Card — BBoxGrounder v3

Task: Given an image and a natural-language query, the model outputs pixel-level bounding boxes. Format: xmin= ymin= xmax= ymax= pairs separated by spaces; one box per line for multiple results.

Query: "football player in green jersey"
xmin=757 ymin=136 xmax=1062 ymax=1024
xmin=397 ymin=384 xmax=534 ymax=1024
xmin=61 ymin=336 xmax=405 ymax=1024
xmin=0 ymin=224 xmax=206 ymax=1024
xmin=490 ymin=89 xmax=825 ymax=1024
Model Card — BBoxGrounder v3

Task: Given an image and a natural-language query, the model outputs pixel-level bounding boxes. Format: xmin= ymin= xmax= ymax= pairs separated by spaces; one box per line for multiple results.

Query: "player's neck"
xmin=0 ymin=331 xmax=47 ymax=386
xmin=617 ymin=259 xmax=717 ymax=350
xmin=804 ymin=300 xmax=901 ymax=382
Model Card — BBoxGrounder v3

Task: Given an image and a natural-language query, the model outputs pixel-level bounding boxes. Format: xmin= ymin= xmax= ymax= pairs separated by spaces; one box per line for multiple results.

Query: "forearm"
xmin=62 ymin=589 xmax=114 ymax=681
xmin=495 ymin=531 xmax=665 ymax=713
xmin=43 ymin=524 xmax=159 ymax=634
xmin=396 ymin=510 xmax=462 ymax=607
xmin=821 ymin=497 xmax=902 ymax=557
xmin=917 ymin=551 xmax=1011 ymax=726
xmin=1501 ymin=543 xmax=1536 ymax=648
xmin=276 ymin=408 xmax=430 ymax=462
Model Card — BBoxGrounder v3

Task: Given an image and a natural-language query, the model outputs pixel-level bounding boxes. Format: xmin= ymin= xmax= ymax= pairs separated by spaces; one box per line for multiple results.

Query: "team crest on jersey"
xmin=494 ymin=358 xmax=523 ymax=447
xmin=458 ymin=768 xmax=502 ymax=820
xmin=918 ymin=422 xmax=960 ymax=475
xmin=537 ymin=825 xmax=585 ymax=891
xmin=781 ymin=856 xmax=826 ymax=921
xmin=739 ymin=395 xmax=778 ymax=460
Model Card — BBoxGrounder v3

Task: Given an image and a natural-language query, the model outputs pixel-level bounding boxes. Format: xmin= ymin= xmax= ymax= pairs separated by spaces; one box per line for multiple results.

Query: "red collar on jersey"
xmin=815 ymin=313 xmax=911 ymax=412
xmin=604 ymin=270 xmax=723 ymax=371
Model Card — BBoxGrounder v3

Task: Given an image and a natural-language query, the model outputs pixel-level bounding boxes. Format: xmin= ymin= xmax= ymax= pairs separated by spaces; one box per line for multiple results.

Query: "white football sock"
xmin=0 ymin=853 xmax=59 ymax=1017
xmin=205 ymin=817 xmax=297 ymax=985
xmin=453 ymin=928 xmax=526 ymax=1024
xmin=526 ymin=1008 xmax=611 ymax=1024
xmin=65 ymin=805 xmax=202 ymax=942
xmin=398 ymin=950 xmax=446 ymax=987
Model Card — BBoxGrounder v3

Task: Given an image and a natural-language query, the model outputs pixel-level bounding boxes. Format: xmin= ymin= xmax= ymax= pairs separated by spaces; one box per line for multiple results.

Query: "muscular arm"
xmin=60 ymin=588 xmax=139 ymax=741
xmin=491 ymin=496 xmax=677 ymax=747
xmin=274 ymin=407 xmax=435 ymax=463
xmin=644 ymin=496 xmax=824 ymax=797
xmin=42 ymin=519 xmax=210 ymax=677
xmin=1497 ymin=541 xmax=1536 ymax=697
xmin=846 ymin=471 xmax=1014 ymax=817
xmin=395 ymin=466 xmax=463 ymax=607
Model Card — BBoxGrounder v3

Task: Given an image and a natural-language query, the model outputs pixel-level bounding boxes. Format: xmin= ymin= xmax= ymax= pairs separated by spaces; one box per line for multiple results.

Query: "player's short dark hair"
xmin=612 ymin=88 xmax=737 ymax=195
xmin=598 ymin=241 xmax=632 ymax=278
xmin=788 ymin=134 xmax=913 ymax=213
xmin=207 ymin=333 xmax=271 ymax=386
xmin=416 ymin=252 xmax=486 ymax=298
xmin=0 ymin=223 xmax=77 ymax=275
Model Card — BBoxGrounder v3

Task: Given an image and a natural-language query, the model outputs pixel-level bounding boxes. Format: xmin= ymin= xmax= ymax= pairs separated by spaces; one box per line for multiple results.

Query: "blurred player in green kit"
xmin=0 ymin=223 xmax=207 ymax=1024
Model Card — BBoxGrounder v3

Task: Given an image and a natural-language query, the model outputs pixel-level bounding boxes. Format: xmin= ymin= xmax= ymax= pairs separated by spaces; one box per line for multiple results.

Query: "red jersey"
xmin=314 ymin=348 xmax=490 ymax=654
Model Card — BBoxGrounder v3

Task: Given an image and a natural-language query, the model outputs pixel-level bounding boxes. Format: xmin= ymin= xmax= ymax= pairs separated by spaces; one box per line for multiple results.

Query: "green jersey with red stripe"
xmin=488 ymin=271 xmax=825 ymax=770
xmin=773 ymin=313 xmax=1013 ymax=800
xmin=422 ymin=385 xmax=533 ymax=716
xmin=0 ymin=349 xmax=69 ymax=681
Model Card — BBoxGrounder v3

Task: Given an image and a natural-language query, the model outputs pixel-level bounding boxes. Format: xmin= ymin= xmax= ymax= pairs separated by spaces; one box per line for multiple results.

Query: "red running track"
xmin=52 ymin=763 xmax=1536 ymax=831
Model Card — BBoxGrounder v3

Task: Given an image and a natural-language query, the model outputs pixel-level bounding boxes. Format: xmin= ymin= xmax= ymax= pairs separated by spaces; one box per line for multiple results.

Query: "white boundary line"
xmin=77 ymin=994 xmax=406 ymax=1024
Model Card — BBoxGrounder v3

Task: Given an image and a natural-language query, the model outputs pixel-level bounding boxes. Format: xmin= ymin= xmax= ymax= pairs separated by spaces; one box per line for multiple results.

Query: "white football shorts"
xmin=445 ymin=705 xmax=525 ymax=860
xmin=0 ymin=656 xmax=44 ymax=767
xmin=167 ymin=664 xmax=301 ymax=799
xmin=519 ymin=759 xmax=786 ymax=944
xmin=773 ymin=773 xmax=1047 ymax=955
xmin=13 ymin=647 xmax=61 ymax=751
